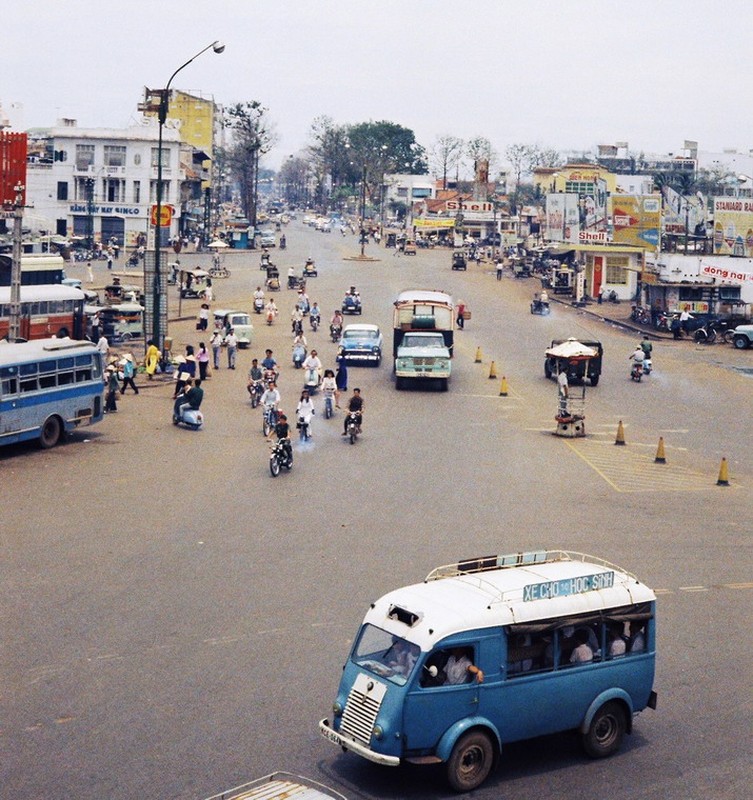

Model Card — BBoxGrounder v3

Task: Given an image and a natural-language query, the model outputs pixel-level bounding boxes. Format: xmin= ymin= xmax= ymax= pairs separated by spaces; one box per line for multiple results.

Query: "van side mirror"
xmin=425 ymin=665 xmax=438 ymax=678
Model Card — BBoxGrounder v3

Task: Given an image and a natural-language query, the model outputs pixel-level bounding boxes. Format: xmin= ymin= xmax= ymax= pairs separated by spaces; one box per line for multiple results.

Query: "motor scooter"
xmin=266 ymin=307 xmax=276 ymax=326
xmin=330 ymin=323 xmax=342 ymax=343
xmin=173 ymin=406 xmax=204 ymax=430
xmin=297 ymin=413 xmax=312 ymax=441
xmin=254 ymin=297 xmax=265 ymax=314
xmin=293 ymin=343 xmax=306 ymax=369
xmin=304 ymin=367 xmax=321 ymax=394
xmin=345 ymin=411 xmax=360 ymax=444
xmin=248 ymin=379 xmax=264 ymax=408
xmin=642 ymin=356 xmax=652 ymax=375
xmin=310 ymin=312 xmax=320 ymax=331
xmin=630 ymin=362 xmax=643 ymax=382
xmin=269 ymin=437 xmax=293 ymax=476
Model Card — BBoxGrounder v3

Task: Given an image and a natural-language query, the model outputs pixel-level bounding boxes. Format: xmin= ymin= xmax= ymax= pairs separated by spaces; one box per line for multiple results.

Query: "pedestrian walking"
xmin=496 ymin=259 xmax=503 ymax=281
xmin=107 ymin=253 xmax=113 ymax=270
xmin=87 ymin=262 xmax=94 ymax=283
xmin=197 ymin=341 xmax=210 ymax=381
xmin=144 ymin=339 xmax=160 ymax=379
xmin=210 ymin=329 xmax=223 ymax=369
xmin=456 ymin=301 xmax=466 ymax=330
xmin=105 ymin=366 xmax=119 ymax=413
xmin=198 ymin=303 xmax=209 ymax=331
xmin=335 ymin=347 xmax=348 ymax=404
xmin=96 ymin=333 xmax=109 ymax=364
xmin=120 ymin=354 xmax=139 ymax=395
xmin=226 ymin=328 xmax=238 ymax=369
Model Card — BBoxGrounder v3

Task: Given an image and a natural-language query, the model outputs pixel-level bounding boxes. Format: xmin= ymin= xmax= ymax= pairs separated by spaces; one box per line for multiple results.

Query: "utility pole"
xmin=8 ymin=183 xmax=24 ymax=342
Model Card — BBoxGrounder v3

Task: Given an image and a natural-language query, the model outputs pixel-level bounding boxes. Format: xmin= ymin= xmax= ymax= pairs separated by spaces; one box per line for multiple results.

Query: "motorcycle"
xmin=297 ymin=413 xmax=312 ymax=441
xmin=279 ymin=236 xmax=287 ymax=250
xmin=173 ymin=406 xmax=204 ymax=430
xmin=345 ymin=411 xmax=360 ymax=444
xmin=530 ymin=298 xmax=550 ymax=315
xmin=310 ymin=313 xmax=320 ymax=331
xmin=293 ymin=343 xmax=306 ymax=369
xmin=330 ymin=323 xmax=342 ymax=343
xmin=248 ymin=379 xmax=264 ymax=408
xmin=262 ymin=405 xmax=279 ymax=437
xmin=630 ymin=362 xmax=643 ymax=382
xmin=642 ymin=356 xmax=652 ymax=375
xmin=266 ymin=307 xmax=276 ymax=326
xmin=254 ymin=297 xmax=265 ymax=314
xmin=269 ymin=437 xmax=293 ymax=477
xmin=323 ymin=392 xmax=334 ymax=419
xmin=304 ymin=367 xmax=321 ymax=394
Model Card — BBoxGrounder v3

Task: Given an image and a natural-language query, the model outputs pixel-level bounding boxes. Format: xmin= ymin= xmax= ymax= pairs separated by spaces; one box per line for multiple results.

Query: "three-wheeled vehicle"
xmin=303 ymin=258 xmax=318 ymax=277
xmin=403 ymin=239 xmax=417 ymax=256
xmin=544 ymin=337 xmax=603 ymax=386
xmin=452 ymin=251 xmax=467 ymax=270
xmin=265 ymin=265 xmax=280 ymax=291
xmin=202 ymin=772 xmax=349 ymax=800
xmin=288 ymin=272 xmax=306 ymax=290
xmin=342 ymin=292 xmax=362 ymax=315
xmin=180 ymin=268 xmax=211 ymax=299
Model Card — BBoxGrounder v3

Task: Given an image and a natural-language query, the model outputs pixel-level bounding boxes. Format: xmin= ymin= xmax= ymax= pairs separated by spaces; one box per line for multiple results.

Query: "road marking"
xmin=561 ymin=438 xmax=728 ymax=492
xmin=679 ymin=586 xmax=709 ymax=592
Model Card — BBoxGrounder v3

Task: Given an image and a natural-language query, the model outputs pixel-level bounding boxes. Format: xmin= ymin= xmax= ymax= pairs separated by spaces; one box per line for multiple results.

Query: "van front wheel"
xmin=581 ymin=701 xmax=626 ymax=758
xmin=446 ymin=730 xmax=495 ymax=792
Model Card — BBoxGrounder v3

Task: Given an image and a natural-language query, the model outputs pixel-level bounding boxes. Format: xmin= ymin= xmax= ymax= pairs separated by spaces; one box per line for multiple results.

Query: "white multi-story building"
xmin=25 ymin=118 xmax=183 ymax=248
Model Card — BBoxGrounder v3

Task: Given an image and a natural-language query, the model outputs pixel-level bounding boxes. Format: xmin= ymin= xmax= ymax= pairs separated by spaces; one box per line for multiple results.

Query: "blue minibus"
xmin=0 ymin=338 xmax=104 ymax=449
xmin=320 ymin=550 xmax=657 ymax=792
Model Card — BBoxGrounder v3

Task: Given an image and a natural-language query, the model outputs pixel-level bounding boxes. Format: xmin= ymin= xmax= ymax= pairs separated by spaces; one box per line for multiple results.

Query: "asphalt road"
xmin=2 ymin=225 xmax=752 ymax=800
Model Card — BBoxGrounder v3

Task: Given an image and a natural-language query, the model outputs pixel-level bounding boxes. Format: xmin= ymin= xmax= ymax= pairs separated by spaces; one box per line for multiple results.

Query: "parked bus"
xmin=320 ymin=549 xmax=657 ymax=792
xmin=0 ymin=253 xmax=66 ymax=286
xmin=0 ymin=337 xmax=104 ymax=449
xmin=0 ymin=284 xmax=87 ymax=341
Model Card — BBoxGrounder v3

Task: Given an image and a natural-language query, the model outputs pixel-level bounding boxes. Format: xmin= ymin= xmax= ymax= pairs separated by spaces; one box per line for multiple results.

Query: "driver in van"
xmin=444 ymin=648 xmax=483 ymax=684
xmin=386 ymin=638 xmax=419 ymax=677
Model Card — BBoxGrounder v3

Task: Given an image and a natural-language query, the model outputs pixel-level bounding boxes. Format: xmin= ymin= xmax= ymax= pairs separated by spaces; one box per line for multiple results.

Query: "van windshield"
xmin=352 ymin=623 xmax=420 ymax=686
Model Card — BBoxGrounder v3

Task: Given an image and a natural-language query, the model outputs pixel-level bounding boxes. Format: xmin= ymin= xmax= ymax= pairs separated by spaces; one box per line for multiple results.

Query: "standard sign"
xmin=523 ymin=571 xmax=614 ymax=602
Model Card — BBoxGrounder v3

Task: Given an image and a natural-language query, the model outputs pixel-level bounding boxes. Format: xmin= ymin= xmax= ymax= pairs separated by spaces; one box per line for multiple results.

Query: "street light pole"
xmin=152 ymin=40 xmax=225 ymax=348
xmin=360 ymin=163 xmax=367 ymax=257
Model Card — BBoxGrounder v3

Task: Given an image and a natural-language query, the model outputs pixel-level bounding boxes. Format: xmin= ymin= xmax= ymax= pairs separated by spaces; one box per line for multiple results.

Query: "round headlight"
xmin=372 ymin=724 xmax=384 ymax=740
xmin=333 ymin=701 xmax=344 ymax=717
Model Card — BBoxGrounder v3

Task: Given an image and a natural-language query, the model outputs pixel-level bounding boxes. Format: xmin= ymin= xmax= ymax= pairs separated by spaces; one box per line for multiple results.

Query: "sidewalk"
xmin=551 ymin=295 xmax=674 ymax=340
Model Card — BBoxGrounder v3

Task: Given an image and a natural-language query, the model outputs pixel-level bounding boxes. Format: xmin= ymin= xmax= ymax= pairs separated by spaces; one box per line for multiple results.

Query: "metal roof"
xmin=363 ymin=550 xmax=655 ymax=649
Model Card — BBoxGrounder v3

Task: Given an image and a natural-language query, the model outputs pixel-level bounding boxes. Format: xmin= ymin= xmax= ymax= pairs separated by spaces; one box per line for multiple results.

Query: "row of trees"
xmin=217 ymin=101 xmax=739 ymax=221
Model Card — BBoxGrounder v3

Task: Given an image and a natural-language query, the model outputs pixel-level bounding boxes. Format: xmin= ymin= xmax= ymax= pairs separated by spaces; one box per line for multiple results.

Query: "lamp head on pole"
xmin=212 ymin=40 xmax=226 ymax=54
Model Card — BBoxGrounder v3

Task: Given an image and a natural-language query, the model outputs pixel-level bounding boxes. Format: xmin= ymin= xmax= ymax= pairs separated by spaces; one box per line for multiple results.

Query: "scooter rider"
xmin=331 ymin=309 xmax=344 ymax=329
xmin=630 ymin=345 xmax=645 ymax=376
xmin=261 ymin=349 xmax=279 ymax=383
xmin=173 ymin=378 xmax=203 ymax=423
xmin=268 ymin=412 xmax=293 ymax=463
xmin=310 ymin=302 xmax=321 ymax=328
xmin=247 ymin=358 xmax=263 ymax=397
xmin=254 ymin=286 xmax=265 ymax=311
xmin=303 ymin=349 xmax=322 ymax=386
xmin=342 ymin=387 xmax=364 ymax=435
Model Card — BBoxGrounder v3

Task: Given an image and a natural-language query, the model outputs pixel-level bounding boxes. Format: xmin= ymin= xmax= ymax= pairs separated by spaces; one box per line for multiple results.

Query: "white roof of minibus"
xmin=364 ymin=551 xmax=655 ymax=650
xmin=0 ymin=337 xmax=98 ymax=366
xmin=394 ymin=289 xmax=453 ymax=306
xmin=0 ymin=285 xmax=85 ymax=302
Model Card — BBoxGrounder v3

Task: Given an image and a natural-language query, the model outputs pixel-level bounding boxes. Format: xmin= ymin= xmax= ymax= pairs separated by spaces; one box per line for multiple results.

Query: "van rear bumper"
xmin=319 ymin=718 xmax=400 ymax=766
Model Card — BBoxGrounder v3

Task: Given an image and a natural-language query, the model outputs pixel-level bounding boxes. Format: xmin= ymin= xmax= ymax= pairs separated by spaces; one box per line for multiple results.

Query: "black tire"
xmin=734 ymin=335 xmax=750 ymax=349
xmin=446 ymin=730 xmax=495 ymax=793
xmin=581 ymin=701 xmax=627 ymax=759
xmin=39 ymin=416 xmax=62 ymax=449
xmin=270 ymin=455 xmax=280 ymax=477
xmin=439 ymin=378 xmax=449 ymax=391
xmin=349 ymin=430 xmax=356 ymax=444
xmin=395 ymin=377 xmax=404 ymax=390
xmin=590 ymin=374 xmax=599 ymax=387
xmin=544 ymin=361 xmax=552 ymax=379
xmin=693 ymin=329 xmax=706 ymax=343
xmin=251 ymin=393 xmax=259 ymax=409
xmin=263 ymin=418 xmax=273 ymax=437
xmin=723 ymin=330 xmax=736 ymax=344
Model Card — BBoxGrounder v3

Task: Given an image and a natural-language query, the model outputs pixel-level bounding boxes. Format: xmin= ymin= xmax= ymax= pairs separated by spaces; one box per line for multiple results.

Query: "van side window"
xmin=421 ymin=647 xmax=478 ymax=687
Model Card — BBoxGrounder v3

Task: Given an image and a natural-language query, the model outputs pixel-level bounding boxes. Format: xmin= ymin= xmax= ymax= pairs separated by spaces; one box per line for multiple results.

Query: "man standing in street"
xmin=226 ymin=328 xmax=238 ymax=369
xmin=210 ymin=328 xmax=223 ymax=370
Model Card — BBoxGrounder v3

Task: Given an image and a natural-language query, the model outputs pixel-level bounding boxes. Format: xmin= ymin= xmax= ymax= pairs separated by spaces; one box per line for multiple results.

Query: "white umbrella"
xmin=545 ymin=338 xmax=597 ymax=360
xmin=208 ymin=240 xmax=229 ymax=248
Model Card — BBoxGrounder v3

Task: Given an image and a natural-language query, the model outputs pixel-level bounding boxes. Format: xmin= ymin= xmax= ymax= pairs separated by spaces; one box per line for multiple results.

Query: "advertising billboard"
xmin=546 ymin=194 xmax=579 ymax=242
xmin=0 ymin=132 xmax=27 ymax=208
xmin=609 ymin=195 xmax=661 ymax=249
xmin=712 ymin=197 xmax=753 ymax=257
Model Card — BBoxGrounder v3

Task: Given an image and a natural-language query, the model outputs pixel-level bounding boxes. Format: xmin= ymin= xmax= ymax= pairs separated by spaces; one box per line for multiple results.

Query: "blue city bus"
xmin=0 ymin=338 xmax=104 ymax=449
xmin=320 ymin=550 xmax=657 ymax=792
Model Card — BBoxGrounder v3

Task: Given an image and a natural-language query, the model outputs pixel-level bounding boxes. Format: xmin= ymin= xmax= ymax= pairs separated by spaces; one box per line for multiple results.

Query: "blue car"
xmin=341 ymin=324 xmax=382 ymax=366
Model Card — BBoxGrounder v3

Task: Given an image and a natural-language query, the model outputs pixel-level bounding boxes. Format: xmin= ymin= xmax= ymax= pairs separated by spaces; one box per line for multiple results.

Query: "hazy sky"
xmin=4 ymin=0 xmax=753 ymax=172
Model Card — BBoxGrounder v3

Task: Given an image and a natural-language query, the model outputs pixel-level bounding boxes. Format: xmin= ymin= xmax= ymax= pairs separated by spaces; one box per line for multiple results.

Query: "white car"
xmin=258 ymin=231 xmax=276 ymax=248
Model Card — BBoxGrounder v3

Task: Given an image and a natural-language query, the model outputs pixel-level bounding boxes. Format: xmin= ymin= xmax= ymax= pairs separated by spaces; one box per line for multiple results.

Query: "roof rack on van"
xmin=42 ymin=339 xmax=96 ymax=352
xmin=424 ymin=550 xmax=638 ymax=584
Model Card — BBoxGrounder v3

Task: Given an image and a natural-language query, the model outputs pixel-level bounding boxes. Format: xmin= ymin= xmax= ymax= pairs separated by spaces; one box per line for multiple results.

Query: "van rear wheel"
xmin=40 ymin=416 xmax=62 ymax=449
xmin=446 ymin=730 xmax=495 ymax=792
xmin=581 ymin=701 xmax=626 ymax=758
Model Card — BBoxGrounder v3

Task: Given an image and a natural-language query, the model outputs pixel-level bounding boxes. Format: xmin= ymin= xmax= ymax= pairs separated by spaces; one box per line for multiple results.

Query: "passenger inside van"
xmin=569 ymin=629 xmax=594 ymax=664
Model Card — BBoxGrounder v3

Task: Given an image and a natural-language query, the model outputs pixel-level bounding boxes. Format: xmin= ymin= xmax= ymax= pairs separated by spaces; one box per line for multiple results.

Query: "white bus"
xmin=0 ymin=338 xmax=104 ymax=449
